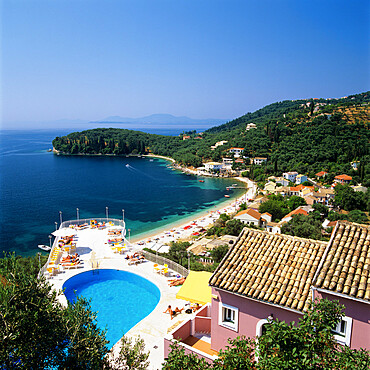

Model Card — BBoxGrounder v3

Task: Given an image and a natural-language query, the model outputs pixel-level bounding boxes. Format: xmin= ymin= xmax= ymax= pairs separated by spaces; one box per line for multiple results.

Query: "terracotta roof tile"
xmin=313 ymin=221 xmax=370 ymax=302
xmin=209 ymin=228 xmax=327 ymax=312
xmin=282 ymin=208 xmax=308 ymax=220
xmin=335 ymin=174 xmax=352 ymax=181
xmin=235 ymin=208 xmax=261 ymax=220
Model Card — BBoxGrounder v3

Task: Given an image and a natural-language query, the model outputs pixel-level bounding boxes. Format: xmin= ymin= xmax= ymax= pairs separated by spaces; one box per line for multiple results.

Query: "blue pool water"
xmin=63 ymin=269 xmax=161 ymax=346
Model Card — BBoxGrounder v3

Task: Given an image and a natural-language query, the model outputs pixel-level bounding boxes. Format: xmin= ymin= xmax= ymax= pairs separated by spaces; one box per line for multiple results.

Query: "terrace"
xmin=164 ymin=303 xmax=218 ymax=363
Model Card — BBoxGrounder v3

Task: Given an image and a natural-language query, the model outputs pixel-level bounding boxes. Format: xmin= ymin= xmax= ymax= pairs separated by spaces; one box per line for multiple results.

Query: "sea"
xmin=0 ymin=129 xmax=243 ymax=257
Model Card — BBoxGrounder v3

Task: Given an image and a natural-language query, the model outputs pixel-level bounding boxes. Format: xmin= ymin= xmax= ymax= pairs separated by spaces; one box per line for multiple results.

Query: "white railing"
xmin=38 ymin=218 xmax=126 ymax=278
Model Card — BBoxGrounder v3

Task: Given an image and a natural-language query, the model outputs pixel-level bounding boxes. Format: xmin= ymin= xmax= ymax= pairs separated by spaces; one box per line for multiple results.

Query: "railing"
xmin=61 ymin=218 xmax=125 ymax=234
xmin=38 ymin=218 xmax=126 ymax=279
xmin=141 ymin=250 xmax=189 ymax=277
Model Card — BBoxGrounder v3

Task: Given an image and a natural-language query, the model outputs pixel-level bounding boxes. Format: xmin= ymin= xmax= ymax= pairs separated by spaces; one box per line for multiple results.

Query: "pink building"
xmin=164 ymin=221 xmax=370 ymax=361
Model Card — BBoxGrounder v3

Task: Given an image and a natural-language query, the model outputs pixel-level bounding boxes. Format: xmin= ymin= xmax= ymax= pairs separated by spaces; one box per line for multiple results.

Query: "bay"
xmin=0 ymin=129 xmax=243 ymax=256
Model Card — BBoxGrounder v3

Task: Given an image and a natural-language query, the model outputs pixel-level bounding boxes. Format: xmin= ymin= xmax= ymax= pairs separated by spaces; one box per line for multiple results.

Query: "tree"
xmin=223 ymin=219 xmax=244 ymax=236
xmin=213 ymin=336 xmax=255 ymax=370
xmin=162 ymin=342 xmax=209 ymax=369
xmin=281 ymin=214 xmax=323 ymax=240
xmin=259 ymin=198 xmax=288 ymax=221
xmin=287 ymin=195 xmax=307 ymax=211
xmin=209 ymin=244 xmax=229 ymax=263
xmin=334 ymin=184 xmax=366 ymax=211
xmin=0 ymin=254 xmax=111 ymax=369
xmin=112 ymin=335 xmax=150 ymax=369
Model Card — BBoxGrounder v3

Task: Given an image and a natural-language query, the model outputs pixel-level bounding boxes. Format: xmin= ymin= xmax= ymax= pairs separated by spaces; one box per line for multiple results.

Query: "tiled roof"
xmin=316 ymin=171 xmax=328 ymax=177
xmin=209 ymin=228 xmax=327 ymax=312
xmin=335 ymin=174 xmax=352 ymax=181
xmin=282 ymin=208 xmax=308 ymax=221
xmin=313 ymin=221 xmax=370 ymax=302
xmin=235 ymin=208 xmax=261 ymax=220
xmin=290 ymin=184 xmax=314 ymax=192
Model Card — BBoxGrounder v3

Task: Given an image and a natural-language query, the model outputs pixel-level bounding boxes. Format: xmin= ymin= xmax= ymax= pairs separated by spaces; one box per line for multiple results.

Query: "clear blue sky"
xmin=1 ymin=0 xmax=369 ymax=126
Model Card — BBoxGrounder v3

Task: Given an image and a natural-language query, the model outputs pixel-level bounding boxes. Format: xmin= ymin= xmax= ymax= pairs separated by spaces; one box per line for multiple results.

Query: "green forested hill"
xmin=53 ymin=92 xmax=370 ymax=183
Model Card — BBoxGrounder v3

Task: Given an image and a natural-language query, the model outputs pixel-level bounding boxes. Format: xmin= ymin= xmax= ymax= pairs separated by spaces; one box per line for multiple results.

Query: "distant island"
xmin=90 ymin=113 xmax=228 ymax=126
xmin=53 ymin=92 xmax=370 ymax=186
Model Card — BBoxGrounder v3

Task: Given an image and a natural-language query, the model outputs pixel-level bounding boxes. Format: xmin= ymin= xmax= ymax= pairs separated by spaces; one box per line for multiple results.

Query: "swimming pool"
xmin=63 ymin=269 xmax=161 ymax=346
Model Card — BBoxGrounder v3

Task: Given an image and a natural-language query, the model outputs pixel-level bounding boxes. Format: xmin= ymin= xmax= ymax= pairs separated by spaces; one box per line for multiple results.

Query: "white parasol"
xmin=52 ymin=228 xmax=77 ymax=237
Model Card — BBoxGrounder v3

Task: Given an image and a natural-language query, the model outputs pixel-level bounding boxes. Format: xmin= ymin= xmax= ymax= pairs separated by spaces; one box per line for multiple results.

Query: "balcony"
xmin=164 ymin=303 xmax=218 ymax=363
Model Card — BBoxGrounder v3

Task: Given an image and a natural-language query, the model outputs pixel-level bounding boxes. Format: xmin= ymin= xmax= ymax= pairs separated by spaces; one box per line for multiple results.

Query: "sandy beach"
xmin=131 ymin=177 xmax=257 ymax=253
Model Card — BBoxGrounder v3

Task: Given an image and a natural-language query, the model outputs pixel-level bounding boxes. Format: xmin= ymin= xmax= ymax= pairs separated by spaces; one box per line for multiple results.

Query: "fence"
xmin=61 ymin=218 xmax=125 ymax=233
xmin=141 ymin=250 xmax=189 ymax=277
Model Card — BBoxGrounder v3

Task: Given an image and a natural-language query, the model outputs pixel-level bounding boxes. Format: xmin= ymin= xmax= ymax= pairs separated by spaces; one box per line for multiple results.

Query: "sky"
xmin=1 ymin=0 xmax=369 ymax=128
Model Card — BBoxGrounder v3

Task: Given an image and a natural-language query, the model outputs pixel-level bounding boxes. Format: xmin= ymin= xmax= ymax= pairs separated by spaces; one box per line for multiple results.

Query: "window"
xmin=219 ymin=303 xmax=239 ymax=331
xmin=332 ymin=317 xmax=352 ymax=346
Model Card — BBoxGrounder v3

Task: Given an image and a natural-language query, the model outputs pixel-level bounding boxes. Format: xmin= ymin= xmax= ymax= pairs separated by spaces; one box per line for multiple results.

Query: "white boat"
xmin=38 ymin=244 xmax=51 ymax=252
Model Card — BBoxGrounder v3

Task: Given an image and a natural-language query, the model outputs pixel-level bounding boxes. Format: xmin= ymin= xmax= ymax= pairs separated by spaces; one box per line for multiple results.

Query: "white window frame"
xmin=332 ymin=317 xmax=352 ymax=346
xmin=219 ymin=303 xmax=239 ymax=332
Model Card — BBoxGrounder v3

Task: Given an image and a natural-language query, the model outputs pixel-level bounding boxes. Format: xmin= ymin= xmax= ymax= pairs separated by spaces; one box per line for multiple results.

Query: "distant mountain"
xmin=90 ymin=113 xmax=228 ymax=126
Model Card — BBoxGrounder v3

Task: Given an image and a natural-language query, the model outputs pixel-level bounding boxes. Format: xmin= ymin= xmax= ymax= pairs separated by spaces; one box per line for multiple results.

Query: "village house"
xmin=283 ymin=171 xmax=298 ymax=183
xmin=204 ymin=162 xmax=223 ymax=172
xmin=233 ymin=208 xmax=271 ymax=227
xmin=280 ymin=206 xmax=313 ymax=223
xmin=228 ymin=147 xmax=244 ymax=158
xmin=334 ymin=174 xmax=352 ymax=185
xmin=253 ymin=157 xmax=267 ymax=165
xmin=183 ymin=135 xmax=191 ymax=140
xmin=352 ymin=185 xmax=367 ymax=193
xmin=222 ymin=158 xmax=233 ymax=169
xmin=315 ymin=171 xmax=328 ymax=179
xmin=351 ymin=161 xmax=360 ymax=170
xmin=295 ymin=174 xmax=308 ymax=184
xmin=211 ymin=140 xmax=228 ymax=150
xmin=164 ymin=221 xmax=369 ymax=362
xmin=286 ymin=184 xmax=314 ymax=197
xmin=268 ymin=176 xmax=290 ymax=187
xmin=245 ymin=122 xmax=257 ymax=131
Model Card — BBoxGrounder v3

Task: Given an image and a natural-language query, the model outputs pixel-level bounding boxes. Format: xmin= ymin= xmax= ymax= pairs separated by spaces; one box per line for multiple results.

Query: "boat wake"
xmin=124 ymin=163 xmax=156 ymax=180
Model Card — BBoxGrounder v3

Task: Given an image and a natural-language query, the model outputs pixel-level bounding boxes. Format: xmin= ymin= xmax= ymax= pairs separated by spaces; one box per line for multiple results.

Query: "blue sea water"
xmin=63 ymin=269 xmax=161 ymax=346
xmin=0 ymin=129 xmax=243 ymax=256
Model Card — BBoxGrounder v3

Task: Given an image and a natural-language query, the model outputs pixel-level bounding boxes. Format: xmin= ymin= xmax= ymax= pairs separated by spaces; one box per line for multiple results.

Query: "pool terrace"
xmin=42 ymin=218 xmax=193 ymax=369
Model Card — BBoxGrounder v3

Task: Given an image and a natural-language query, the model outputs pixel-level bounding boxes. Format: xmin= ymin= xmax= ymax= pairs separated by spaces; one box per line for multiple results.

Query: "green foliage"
xmin=53 ymin=93 xmax=370 ymax=181
xmin=0 ymin=254 xmax=110 ymax=369
xmin=223 ymin=219 xmax=244 ymax=236
xmin=166 ymin=241 xmax=190 ymax=265
xmin=287 ymin=195 xmax=307 ymax=212
xmin=259 ymin=196 xmax=289 ymax=221
xmin=162 ymin=342 xmax=209 ymax=369
xmin=214 ymin=336 xmax=255 ymax=369
xmin=281 ymin=213 xmax=323 ymax=240
xmin=334 ymin=184 xmax=367 ymax=211
xmin=312 ymin=203 xmax=329 ymax=218
xmin=347 ymin=209 xmax=369 ymax=223
xmin=209 ymin=244 xmax=229 ymax=263
xmin=113 ymin=335 xmax=150 ymax=370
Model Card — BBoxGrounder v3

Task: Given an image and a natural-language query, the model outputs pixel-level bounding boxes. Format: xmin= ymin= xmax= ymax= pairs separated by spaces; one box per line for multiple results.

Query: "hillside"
xmin=53 ymin=92 xmax=370 ymax=183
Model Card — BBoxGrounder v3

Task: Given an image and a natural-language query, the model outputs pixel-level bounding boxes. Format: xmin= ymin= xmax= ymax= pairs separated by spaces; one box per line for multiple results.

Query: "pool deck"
xmin=46 ymin=227 xmax=190 ymax=369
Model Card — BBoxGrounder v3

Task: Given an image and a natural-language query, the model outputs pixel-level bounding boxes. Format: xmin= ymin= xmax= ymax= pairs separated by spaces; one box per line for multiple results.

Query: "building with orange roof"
xmin=316 ymin=171 xmax=328 ymax=178
xmin=334 ymin=174 xmax=352 ymax=184
xmin=287 ymin=184 xmax=314 ymax=197
xmin=234 ymin=208 xmax=266 ymax=227
xmin=281 ymin=206 xmax=313 ymax=223
xmin=228 ymin=147 xmax=244 ymax=157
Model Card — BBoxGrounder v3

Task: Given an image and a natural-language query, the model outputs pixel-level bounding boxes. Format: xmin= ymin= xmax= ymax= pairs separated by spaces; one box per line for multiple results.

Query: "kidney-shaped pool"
xmin=63 ymin=269 xmax=161 ymax=346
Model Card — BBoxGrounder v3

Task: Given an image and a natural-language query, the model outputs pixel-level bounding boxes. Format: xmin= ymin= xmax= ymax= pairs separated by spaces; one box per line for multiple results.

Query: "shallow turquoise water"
xmin=0 ymin=130 xmax=243 ymax=256
xmin=63 ymin=269 xmax=161 ymax=347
